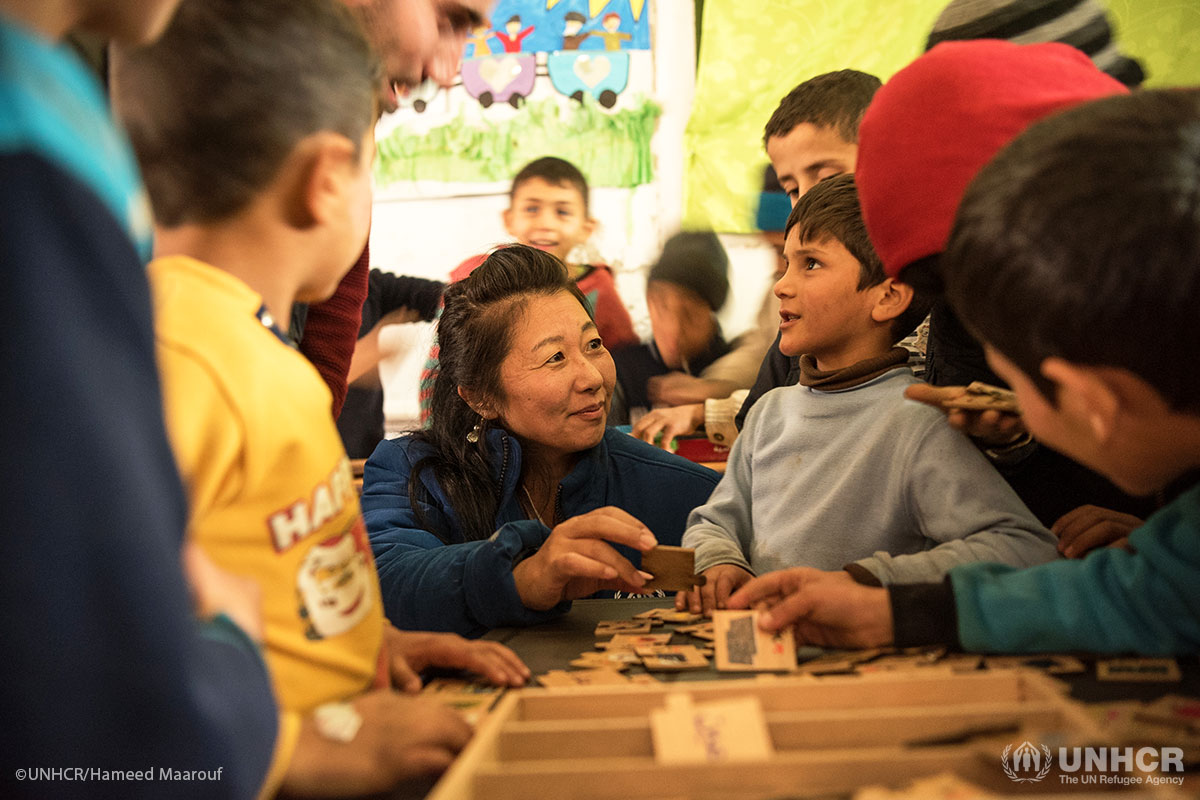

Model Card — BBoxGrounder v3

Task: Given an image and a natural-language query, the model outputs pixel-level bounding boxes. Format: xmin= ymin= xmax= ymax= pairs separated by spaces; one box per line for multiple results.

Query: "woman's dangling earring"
xmin=466 ymin=417 xmax=483 ymax=444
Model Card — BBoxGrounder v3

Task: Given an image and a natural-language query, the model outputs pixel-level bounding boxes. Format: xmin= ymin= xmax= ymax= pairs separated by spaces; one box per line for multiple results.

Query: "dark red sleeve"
xmin=299 ymin=243 xmax=370 ymax=416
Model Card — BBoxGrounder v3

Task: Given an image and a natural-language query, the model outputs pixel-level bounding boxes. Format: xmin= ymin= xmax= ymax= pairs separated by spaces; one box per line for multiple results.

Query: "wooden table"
xmin=485 ymin=598 xmax=1200 ymax=702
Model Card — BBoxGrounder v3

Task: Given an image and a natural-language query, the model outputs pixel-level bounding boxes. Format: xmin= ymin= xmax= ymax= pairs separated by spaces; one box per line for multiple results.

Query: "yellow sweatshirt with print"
xmin=150 ymin=255 xmax=385 ymax=797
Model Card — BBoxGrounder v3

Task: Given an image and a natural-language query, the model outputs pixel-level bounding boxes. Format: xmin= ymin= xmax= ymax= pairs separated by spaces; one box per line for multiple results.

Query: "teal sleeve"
xmin=950 ymin=485 xmax=1200 ymax=654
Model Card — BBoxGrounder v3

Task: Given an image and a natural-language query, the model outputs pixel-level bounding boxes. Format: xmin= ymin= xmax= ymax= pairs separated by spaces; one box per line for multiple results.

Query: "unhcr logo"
xmin=1002 ymin=741 xmax=1053 ymax=783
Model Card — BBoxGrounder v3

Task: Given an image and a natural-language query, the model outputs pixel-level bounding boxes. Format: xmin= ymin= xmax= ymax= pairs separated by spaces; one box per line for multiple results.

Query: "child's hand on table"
xmin=383 ymin=626 xmax=529 ymax=690
xmin=675 ymin=563 xmax=754 ymax=616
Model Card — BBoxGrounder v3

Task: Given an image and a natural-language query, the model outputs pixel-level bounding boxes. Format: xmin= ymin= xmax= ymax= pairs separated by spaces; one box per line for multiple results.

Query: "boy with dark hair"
xmin=611 ymin=231 xmax=734 ymax=423
xmin=115 ymin=0 xmax=526 ymax=795
xmin=762 ymin=69 xmax=882 ymax=201
xmin=1 ymin=0 xmax=278 ymax=795
xmin=731 ymin=89 xmax=1200 ymax=655
xmin=678 ymin=175 xmax=1055 ymax=613
xmin=449 ymin=156 xmax=635 ymax=347
xmin=634 ymin=71 xmax=883 ymax=448
xmin=420 ymin=155 xmax=637 ymax=419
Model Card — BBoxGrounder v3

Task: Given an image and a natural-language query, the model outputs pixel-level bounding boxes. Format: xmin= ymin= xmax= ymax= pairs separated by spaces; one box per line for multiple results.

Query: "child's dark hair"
xmin=115 ymin=0 xmax=381 ymax=227
xmin=786 ymin=174 xmax=932 ymax=343
xmin=763 ymin=70 xmax=882 ymax=148
xmin=944 ymin=89 xmax=1200 ymax=412
xmin=410 ymin=245 xmax=592 ymax=541
xmin=510 ymin=156 xmax=590 ymax=214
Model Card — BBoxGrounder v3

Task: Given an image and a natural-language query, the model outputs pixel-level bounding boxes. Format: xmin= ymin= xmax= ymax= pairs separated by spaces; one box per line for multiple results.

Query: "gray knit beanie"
xmin=926 ymin=0 xmax=1145 ymax=87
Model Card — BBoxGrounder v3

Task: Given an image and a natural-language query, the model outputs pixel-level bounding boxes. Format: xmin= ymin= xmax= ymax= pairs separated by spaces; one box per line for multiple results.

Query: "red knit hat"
xmin=856 ymin=40 xmax=1127 ymax=279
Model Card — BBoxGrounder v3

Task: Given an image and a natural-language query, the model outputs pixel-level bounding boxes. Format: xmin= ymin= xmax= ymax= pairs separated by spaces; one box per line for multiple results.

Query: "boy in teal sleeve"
xmin=729 ymin=89 xmax=1200 ymax=656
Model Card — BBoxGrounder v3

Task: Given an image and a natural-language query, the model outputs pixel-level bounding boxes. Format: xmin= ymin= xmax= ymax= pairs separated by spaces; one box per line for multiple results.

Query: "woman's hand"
xmin=511 ymin=507 xmax=658 ymax=611
xmin=1052 ymin=504 xmax=1141 ymax=558
xmin=674 ymin=563 xmax=754 ymax=616
xmin=632 ymin=404 xmax=704 ymax=450
xmin=904 ymin=383 xmax=1026 ymax=447
xmin=382 ymin=626 xmax=529 ymax=689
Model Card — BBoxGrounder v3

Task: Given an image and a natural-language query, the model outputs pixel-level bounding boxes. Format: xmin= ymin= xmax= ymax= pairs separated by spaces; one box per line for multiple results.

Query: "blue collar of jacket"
xmin=483 ymin=427 xmax=612 ymax=525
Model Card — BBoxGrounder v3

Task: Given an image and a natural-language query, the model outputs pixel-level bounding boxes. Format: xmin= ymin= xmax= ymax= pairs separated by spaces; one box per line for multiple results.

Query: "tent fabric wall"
xmin=683 ymin=0 xmax=1200 ymax=233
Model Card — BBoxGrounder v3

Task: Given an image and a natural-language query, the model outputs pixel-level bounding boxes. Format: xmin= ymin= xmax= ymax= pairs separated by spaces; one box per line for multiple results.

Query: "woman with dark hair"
xmin=362 ymin=245 xmax=720 ymax=636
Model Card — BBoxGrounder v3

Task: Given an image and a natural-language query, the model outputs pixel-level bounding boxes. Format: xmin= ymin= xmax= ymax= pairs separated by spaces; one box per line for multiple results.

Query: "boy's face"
xmin=774 ymin=227 xmax=883 ymax=368
xmin=503 ymin=177 xmax=594 ymax=263
xmin=983 ymin=346 xmax=1170 ymax=496
xmin=766 ymin=123 xmax=858 ymax=205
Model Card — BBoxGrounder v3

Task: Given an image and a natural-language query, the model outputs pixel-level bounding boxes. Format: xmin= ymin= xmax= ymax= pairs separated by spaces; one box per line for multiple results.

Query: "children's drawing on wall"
xmin=375 ymin=0 xmax=657 ymax=196
xmin=454 ymin=1 xmax=647 ymax=111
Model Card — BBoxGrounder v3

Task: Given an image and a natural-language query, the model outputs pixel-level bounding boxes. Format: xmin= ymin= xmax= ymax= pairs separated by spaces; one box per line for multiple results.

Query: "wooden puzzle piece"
xmin=713 ymin=610 xmax=796 ymax=672
xmin=635 ymin=645 xmax=710 ymax=671
xmin=596 ymin=633 xmax=672 ymax=650
xmin=594 ymin=619 xmax=653 ymax=636
xmin=570 ymin=650 xmax=640 ymax=670
xmin=536 ymin=668 xmax=630 ymax=688
xmin=940 ymin=381 xmax=1020 ymax=414
xmin=984 ymin=654 xmax=1086 ymax=675
xmin=676 ymin=621 xmax=715 ymax=641
xmin=640 ymin=546 xmax=706 ymax=592
xmin=1097 ymin=658 xmax=1181 ymax=682
xmin=420 ymin=679 xmax=504 ymax=726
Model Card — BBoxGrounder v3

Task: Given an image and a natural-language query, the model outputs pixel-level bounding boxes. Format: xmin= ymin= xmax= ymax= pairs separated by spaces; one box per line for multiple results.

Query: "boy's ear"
xmin=502 ymin=206 xmax=516 ymax=237
xmin=456 ymin=386 xmax=498 ymax=419
xmin=288 ymin=132 xmax=358 ymax=229
xmin=582 ymin=215 xmax=597 ymax=239
xmin=869 ymin=278 xmax=913 ymax=324
xmin=1041 ymin=358 xmax=1167 ymax=443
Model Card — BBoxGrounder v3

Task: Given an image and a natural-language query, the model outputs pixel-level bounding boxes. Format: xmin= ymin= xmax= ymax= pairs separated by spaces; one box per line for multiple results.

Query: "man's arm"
xmin=298 ymin=244 xmax=371 ymax=416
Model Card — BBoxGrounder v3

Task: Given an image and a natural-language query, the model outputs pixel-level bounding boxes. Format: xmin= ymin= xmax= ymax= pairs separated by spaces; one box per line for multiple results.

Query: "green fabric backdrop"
xmin=683 ymin=0 xmax=1200 ymax=232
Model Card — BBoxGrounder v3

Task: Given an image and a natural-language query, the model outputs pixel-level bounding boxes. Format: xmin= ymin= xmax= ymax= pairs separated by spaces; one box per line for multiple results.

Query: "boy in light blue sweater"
xmin=679 ymin=174 xmax=1056 ymax=613
xmin=730 ymin=90 xmax=1200 ymax=655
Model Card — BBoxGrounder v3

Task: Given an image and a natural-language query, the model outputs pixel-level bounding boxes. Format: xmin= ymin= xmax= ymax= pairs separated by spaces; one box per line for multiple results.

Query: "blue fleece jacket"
xmin=362 ymin=428 xmax=720 ymax=636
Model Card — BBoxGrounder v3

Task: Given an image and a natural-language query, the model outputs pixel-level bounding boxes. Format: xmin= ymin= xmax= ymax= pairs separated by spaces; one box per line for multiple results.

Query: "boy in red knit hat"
xmin=729 ymin=88 xmax=1200 ymax=656
xmin=851 ymin=40 xmax=1152 ymax=541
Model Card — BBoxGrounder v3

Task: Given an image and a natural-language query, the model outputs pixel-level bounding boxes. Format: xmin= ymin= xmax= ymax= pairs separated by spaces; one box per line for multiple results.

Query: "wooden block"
xmin=536 ymin=668 xmax=630 ymax=688
xmin=635 ymin=645 xmax=710 ymax=671
xmin=594 ymin=619 xmax=653 ymax=636
xmin=596 ymin=633 xmax=673 ymax=650
xmin=640 ymin=546 xmax=706 ymax=592
xmin=713 ymin=610 xmax=797 ymax=672
xmin=1097 ymin=658 xmax=1181 ymax=682
xmin=659 ymin=610 xmax=705 ymax=624
xmin=649 ymin=693 xmax=774 ymax=764
xmin=940 ymin=381 xmax=1020 ymax=413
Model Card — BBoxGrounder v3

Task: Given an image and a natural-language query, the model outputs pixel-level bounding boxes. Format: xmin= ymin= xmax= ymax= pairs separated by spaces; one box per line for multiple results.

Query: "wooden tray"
xmin=428 ymin=669 xmax=1119 ymax=799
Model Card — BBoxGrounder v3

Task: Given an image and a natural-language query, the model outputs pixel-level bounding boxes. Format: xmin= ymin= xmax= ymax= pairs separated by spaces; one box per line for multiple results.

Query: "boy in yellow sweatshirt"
xmin=115 ymin=0 xmax=527 ymax=795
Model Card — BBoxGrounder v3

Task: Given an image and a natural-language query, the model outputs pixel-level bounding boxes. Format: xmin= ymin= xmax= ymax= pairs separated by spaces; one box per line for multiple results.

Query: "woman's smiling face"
xmin=491 ymin=290 xmax=616 ymax=457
